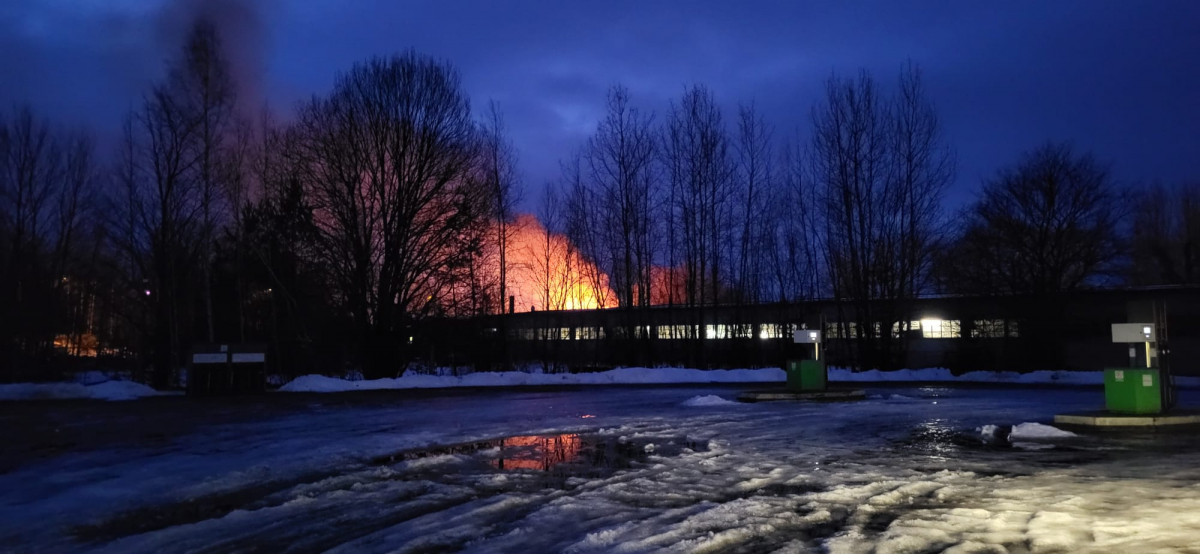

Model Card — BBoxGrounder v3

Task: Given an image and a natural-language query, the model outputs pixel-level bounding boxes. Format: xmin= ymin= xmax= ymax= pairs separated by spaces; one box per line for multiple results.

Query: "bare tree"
xmin=172 ymin=18 xmax=238 ymax=343
xmin=1128 ymin=182 xmax=1200 ymax=285
xmin=294 ymin=52 xmax=486 ymax=377
xmin=809 ymin=65 xmax=951 ymax=369
xmin=110 ymin=80 xmax=204 ymax=386
xmin=889 ymin=62 xmax=954 ymax=300
xmin=531 ymin=182 xmax=563 ymax=312
xmin=766 ymin=135 xmax=822 ymax=303
xmin=0 ymin=108 xmax=59 ymax=374
xmin=563 ymin=154 xmax=612 ymax=310
xmin=223 ymin=116 xmax=256 ymax=341
xmin=480 ymin=101 xmax=523 ymax=315
xmin=584 ymin=85 xmax=658 ymax=309
xmin=662 ymin=84 xmax=734 ymax=312
xmin=941 ymin=142 xmax=1126 ymax=295
xmin=734 ymin=102 xmax=773 ymax=304
xmin=810 ymin=70 xmax=891 ymax=367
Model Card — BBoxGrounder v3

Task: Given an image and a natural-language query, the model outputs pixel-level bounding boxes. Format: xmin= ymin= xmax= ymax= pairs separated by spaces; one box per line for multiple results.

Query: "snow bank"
xmin=681 ymin=395 xmax=739 ymax=407
xmin=0 ymin=380 xmax=165 ymax=401
xmin=1009 ymin=422 xmax=1077 ymax=439
xmin=979 ymin=422 xmax=1077 ymax=444
xmin=279 ymin=365 xmax=1165 ymax=393
xmin=279 ymin=367 xmax=786 ymax=392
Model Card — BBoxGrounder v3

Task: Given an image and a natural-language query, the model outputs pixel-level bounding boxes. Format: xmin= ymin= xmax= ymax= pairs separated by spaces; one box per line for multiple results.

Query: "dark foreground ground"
xmin=2 ymin=384 xmax=1200 ymax=553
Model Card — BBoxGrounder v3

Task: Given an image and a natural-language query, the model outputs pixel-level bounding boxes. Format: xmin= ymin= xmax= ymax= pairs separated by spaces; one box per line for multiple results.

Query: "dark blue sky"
xmin=3 ymin=0 xmax=1198 ymax=209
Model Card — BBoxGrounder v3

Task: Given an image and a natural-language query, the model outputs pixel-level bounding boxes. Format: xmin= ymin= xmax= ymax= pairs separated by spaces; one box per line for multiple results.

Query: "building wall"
xmin=428 ymin=287 xmax=1200 ymax=375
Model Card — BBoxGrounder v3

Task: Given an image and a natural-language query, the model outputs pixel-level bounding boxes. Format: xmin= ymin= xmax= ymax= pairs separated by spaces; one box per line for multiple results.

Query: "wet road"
xmin=2 ymin=384 xmax=1199 ymax=552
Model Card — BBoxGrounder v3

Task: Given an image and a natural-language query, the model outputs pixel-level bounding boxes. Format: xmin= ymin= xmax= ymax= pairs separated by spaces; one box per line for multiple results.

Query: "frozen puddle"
xmin=73 ymin=432 xmax=710 ymax=549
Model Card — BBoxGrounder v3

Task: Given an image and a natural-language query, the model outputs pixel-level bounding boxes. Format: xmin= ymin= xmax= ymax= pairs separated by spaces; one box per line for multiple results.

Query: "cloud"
xmin=3 ymin=0 xmax=1198 ymax=205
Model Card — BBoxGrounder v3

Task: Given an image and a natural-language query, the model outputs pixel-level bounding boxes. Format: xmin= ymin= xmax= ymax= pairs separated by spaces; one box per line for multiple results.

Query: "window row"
xmin=506 ymin=320 xmax=1018 ymax=341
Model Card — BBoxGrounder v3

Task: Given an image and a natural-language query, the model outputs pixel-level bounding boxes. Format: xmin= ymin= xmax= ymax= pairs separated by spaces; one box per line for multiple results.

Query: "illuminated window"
xmin=577 ymin=327 xmax=601 ymax=340
xmin=705 ymin=324 xmax=726 ymax=339
xmin=1007 ymin=320 xmax=1019 ymax=338
xmin=920 ymin=319 xmax=960 ymax=339
xmin=891 ymin=320 xmax=920 ymax=338
xmin=657 ymin=325 xmax=698 ymax=339
xmin=971 ymin=319 xmax=1005 ymax=338
xmin=825 ymin=322 xmax=858 ymax=339
xmin=728 ymin=324 xmax=753 ymax=338
xmin=560 ymin=328 xmax=573 ymax=340
xmin=759 ymin=324 xmax=782 ymax=339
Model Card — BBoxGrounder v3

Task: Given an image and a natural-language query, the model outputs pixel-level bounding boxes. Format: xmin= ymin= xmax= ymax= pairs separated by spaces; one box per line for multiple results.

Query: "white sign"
xmin=1143 ymin=374 xmax=1154 ymax=387
xmin=193 ymin=353 xmax=227 ymax=364
xmin=1114 ymin=370 xmax=1124 ymax=382
xmin=231 ymin=353 xmax=265 ymax=363
xmin=1111 ymin=323 xmax=1155 ymax=343
xmin=793 ymin=330 xmax=822 ymax=344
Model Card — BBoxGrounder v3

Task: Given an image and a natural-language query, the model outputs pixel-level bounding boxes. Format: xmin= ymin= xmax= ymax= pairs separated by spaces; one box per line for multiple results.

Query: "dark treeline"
xmin=0 ymin=22 xmax=1190 ymax=382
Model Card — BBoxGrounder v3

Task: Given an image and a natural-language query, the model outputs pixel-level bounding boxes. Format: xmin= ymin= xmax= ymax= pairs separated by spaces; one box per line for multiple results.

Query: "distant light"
xmin=581 ymin=414 xmax=596 ymax=419
xmin=921 ymin=319 xmax=942 ymax=332
xmin=1143 ymin=325 xmax=1152 ymax=336
xmin=809 ymin=331 xmax=818 ymax=339
xmin=144 ymin=289 xmax=151 ymax=296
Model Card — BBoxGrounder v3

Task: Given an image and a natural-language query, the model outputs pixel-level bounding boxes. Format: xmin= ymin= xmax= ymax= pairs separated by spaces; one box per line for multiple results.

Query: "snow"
xmin=0 ymin=379 xmax=166 ymax=401
xmin=6 ymin=385 xmax=1200 ymax=552
xmin=1009 ymin=422 xmax=1078 ymax=440
xmin=681 ymin=394 xmax=738 ymax=407
xmin=280 ymin=366 xmax=1200 ymax=393
xmin=279 ymin=367 xmax=786 ymax=392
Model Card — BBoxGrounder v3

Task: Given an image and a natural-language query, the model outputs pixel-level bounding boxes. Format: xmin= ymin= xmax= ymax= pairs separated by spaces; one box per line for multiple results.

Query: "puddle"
xmin=490 ymin=434 xmax=587 ymax=471
xmin=392 ymin=433 xmax=707 ymax=478
xmin=72 ymin=433 xmax=708 ymax=545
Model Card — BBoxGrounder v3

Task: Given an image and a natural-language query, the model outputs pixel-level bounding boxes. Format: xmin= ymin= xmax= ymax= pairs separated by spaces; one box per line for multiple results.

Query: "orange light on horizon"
xmin=500 ymin=214 xmax=614 ymax=312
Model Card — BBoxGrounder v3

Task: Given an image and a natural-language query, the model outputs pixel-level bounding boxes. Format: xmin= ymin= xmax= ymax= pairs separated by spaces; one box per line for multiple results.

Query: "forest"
xmin=1 ymin=21 xmax=1194 ymax=383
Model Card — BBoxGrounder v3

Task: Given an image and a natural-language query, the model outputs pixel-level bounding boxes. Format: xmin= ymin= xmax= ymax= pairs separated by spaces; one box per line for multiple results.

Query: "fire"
xmin=502 ymin=214 xmax=613 ymax=312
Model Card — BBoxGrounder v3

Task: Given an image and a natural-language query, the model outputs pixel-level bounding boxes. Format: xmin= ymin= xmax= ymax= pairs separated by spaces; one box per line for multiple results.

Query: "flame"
xmin=501 ymin=214 xmax=613 ymax=312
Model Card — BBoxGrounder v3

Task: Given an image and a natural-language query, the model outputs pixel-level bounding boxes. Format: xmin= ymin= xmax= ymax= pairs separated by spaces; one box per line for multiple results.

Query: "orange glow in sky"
xmin=502 ymin=214 xmax=613 ymax=312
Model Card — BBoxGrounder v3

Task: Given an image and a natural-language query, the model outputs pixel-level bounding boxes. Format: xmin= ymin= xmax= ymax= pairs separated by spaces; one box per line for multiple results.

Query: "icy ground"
xmin=3 ymin=386 xmax=1200 ymax=553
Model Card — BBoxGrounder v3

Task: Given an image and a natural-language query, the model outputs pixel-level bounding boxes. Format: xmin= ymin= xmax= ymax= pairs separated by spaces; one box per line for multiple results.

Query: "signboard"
xmin=1111 ymin=323 xmax=1155 ymax=343
xmin=193 ymin=353 xmax=228 ymax=364
xmin=231 ymin=353 xmax=266 ymax=363
xmin=793 ymin=330 xmax=822 ymax=344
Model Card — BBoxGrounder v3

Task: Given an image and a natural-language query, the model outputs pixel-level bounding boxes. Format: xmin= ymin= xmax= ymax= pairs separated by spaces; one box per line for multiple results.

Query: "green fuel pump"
xmin=1106 ymin=322 xmax=1176 ymax=414
xmin=787 ymin=327 xmax=825 ymax=391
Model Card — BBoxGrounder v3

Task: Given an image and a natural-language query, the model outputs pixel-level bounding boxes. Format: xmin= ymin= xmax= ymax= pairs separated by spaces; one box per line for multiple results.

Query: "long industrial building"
xmin=420 ymin=286 xmax=1200 ymax=375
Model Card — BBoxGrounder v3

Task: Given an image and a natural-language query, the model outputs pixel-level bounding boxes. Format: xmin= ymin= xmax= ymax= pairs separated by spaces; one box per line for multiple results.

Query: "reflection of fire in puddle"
xmin=491 ymin=434 xmax=583 ymax=471
xmin=388 ymin=433 xmax=707 ymax=478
